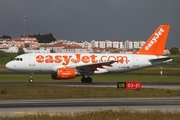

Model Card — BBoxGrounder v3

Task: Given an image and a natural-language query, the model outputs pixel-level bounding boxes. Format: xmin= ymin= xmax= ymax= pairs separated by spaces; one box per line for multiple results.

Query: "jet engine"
xmin=51 ymin=68 xmax=76 ymax=80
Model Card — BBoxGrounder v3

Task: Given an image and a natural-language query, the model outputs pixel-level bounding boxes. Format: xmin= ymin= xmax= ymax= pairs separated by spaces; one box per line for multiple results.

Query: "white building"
xmin=124 ymin=40 xmax=145 ymax=49
xmin=40 ymin=43 xmax=65 ymax=53
xmin=23 ymin=48 xmax=50 ymax=53
xmin=91 ymin=39 xmax=123 ymax=49
xmin=0 ymin=47 xmax=18 ymax=53
xmin=75 ymin=41 xmax=91 ymax=49
xmin=62 ymin=45 xmax=87 ymax=53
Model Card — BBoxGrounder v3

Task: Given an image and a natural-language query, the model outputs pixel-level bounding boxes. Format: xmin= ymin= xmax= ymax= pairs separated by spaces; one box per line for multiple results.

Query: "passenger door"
xmin=29 ymin=55 xmax=35 ymax=66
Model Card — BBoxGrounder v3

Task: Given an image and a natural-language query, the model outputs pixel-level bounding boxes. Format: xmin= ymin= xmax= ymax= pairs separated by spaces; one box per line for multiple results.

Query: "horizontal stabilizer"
xmin=149 ymin=57 xmax=173 ymax=64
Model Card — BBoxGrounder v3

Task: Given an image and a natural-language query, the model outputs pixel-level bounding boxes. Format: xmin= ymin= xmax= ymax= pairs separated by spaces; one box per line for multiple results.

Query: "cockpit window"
xmin=13 ymin=58 xmax=23 ymax=61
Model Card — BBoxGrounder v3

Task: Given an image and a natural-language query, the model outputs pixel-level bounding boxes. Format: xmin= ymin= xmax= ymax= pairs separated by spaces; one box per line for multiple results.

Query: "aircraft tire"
xmin=81 ymin=77 xmax=92 ymax=83
xmin=87 ymin=77 xmax=92 ymax=83
xmin=29 ymin=78 xmax=34 ymax=83
xmin=81 ymin=77 xmax=86 ymax=83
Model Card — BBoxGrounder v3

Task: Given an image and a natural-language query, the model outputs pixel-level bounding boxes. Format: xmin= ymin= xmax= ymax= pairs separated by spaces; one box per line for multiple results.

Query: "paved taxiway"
xmin=0 ymin=82 xmax=180 ymax=116
xmin=2 ymin=82 xmax=180 ymax=89
xmin=0 ymin=98 xmax=180 ymax=116
xmin=48 ymin=82 xmax=180 ymax=90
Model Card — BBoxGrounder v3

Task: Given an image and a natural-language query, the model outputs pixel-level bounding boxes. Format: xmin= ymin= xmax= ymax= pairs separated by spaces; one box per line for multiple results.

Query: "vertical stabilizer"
xmin=135 ymin=25 xmax=170 ymax=55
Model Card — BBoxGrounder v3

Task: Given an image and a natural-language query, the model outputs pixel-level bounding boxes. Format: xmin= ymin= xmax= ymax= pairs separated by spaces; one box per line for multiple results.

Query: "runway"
xmin=0 ymin=98 xmax=180 ymax=116
xmin=0 ymin=82 xmax=180 ymax=116
xmin=1 ymin=82 xmax=180 ymax=89
xmin=47 ymin=82 xmax=180 ymax=90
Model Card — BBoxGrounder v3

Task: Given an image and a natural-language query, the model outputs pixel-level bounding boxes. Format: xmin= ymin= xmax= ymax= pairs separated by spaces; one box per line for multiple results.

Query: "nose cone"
xmin=6 ymin=62 xmax=13 ymax=71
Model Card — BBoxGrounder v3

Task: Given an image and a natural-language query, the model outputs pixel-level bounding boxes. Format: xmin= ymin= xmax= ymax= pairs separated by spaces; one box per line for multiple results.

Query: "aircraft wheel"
xmin=81 ymin=77 xmax=86 ymax=83
xmin=29 ymin=78 xmax=34 ymax=83
xmin=81 ymin=77 xmax=92 ymax=83
xmin=87 ymin=77 xmax=92 ymax=83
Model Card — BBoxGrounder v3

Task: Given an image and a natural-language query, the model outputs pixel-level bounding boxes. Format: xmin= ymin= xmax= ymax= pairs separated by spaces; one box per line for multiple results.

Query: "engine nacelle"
xmin=51 ymin=68 xmax=76 ymax=80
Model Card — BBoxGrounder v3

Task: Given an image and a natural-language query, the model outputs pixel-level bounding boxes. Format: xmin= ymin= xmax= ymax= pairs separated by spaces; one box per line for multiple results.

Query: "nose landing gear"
xmin=29 ymin=73 xmax=34 ymax=83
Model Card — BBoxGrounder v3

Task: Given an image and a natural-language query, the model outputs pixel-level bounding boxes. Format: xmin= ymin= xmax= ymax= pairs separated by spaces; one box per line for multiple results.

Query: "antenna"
xmin=23 ymin=14 xmax=26 ymax=36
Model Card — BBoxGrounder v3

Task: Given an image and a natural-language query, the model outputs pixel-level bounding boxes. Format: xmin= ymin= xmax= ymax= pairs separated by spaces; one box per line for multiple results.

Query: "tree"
xmin=17 ymin=47 xmax=25 ymax=55
xmin=0 ymin=35 xmax=11 ymax=39
xmin=30 ymin=33 xmax=56 ymax=43
xmin=170 ymin=47 xmax=179 ymax=54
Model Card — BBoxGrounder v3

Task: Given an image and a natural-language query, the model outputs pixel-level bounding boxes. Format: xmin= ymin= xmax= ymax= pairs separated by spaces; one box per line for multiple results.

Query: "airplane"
xmin=5 ymin=25 xmax=172 ymax=83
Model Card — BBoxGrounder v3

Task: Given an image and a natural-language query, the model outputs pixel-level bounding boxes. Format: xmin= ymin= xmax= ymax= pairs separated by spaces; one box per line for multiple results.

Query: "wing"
xmin=75 ymin=61 xmax=117 ymax=75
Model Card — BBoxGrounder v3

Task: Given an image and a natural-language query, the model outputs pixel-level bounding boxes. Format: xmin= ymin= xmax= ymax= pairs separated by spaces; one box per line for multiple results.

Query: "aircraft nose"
xmin=6 ymin=62 xmax=13 ymax=70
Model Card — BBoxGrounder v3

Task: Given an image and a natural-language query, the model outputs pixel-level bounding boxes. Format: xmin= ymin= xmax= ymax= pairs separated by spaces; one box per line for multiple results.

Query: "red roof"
xmin=40 ymin=43 xmax=83 ymax=49
xmin=63 ymin=45 xmax=83 ymax=49
xmin=92 ymin=48 xmax=105 ymax=51
xmin=53 ymin=43 xmax=66 ymax=47
xmin=41 ymin=42 xmax=66 ymax=47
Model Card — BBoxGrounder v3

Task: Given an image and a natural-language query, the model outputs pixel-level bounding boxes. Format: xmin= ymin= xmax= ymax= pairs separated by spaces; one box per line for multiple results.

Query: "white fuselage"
xmin=5 ymin=53 xmax=168 ymax=74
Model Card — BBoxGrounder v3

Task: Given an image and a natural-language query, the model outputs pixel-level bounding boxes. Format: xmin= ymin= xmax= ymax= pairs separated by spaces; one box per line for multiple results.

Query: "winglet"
xmin=135 ymin=25 xmax=170 ymax=55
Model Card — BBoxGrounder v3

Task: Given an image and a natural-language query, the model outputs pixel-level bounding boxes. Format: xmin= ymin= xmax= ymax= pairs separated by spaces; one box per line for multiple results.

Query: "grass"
xmin=0 ymin=109 xmax=180 ymax=120
xmin=0 ymin=84 xmax=180 ymax=100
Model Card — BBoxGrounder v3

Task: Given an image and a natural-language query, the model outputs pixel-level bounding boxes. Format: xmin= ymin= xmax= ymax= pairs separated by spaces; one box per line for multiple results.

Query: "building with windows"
xmin=91 ymin=39 xmax=123 ymax=49
xmin=124 ymin=40 xmax=145 ymax=49
xmin=40 ymin=43 xmax=65 ymax=53
xmin=62 ymin=45 xmax=87 ymax=53
xmin=0 ymin=36 xmax=38 ymax=50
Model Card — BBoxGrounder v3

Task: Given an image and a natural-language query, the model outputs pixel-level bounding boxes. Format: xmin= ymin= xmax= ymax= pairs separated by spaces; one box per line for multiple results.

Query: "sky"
xmin=0 ymin=0 xmax=180 ymax=48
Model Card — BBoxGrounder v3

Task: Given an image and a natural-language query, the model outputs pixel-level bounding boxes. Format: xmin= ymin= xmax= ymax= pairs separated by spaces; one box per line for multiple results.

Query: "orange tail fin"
xmin=135 ymin=25 xmax=170 ymax=55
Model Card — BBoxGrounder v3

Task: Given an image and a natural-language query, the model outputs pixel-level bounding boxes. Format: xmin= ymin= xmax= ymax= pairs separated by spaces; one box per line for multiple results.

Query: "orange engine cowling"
xmin=51 ymin=68 xmax=76 ymax=80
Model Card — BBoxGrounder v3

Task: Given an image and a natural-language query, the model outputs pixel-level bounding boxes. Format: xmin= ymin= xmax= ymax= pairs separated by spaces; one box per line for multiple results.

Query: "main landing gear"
xmin=81 ymin=75 xmax=92 ymax=83
xmin=29 ymin=73 xmax=34 ymax=83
